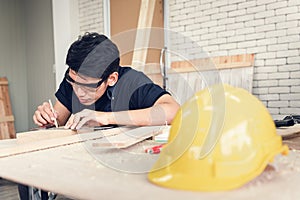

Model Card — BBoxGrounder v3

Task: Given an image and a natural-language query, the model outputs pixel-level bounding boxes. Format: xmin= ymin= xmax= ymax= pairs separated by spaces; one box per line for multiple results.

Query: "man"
xmin=19 ymin=33 xmax=179 ymax=199
xmin=33 ymin=32 xmax=179 ymax=129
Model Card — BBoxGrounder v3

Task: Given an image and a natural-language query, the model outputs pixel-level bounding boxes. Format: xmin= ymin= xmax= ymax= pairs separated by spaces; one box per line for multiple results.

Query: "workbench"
xmin=0 ymin=125 xmax=300 ymax=200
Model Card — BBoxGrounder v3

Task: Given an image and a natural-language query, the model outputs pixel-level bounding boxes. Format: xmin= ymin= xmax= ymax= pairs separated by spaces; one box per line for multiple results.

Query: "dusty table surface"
xmin=281 ymin=124 xmax=300 ymax=151
xmin=0 ymin=127 xmax=299 ymax=200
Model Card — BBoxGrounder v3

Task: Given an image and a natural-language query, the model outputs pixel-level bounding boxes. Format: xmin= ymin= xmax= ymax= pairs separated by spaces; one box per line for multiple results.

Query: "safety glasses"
xmin=65 ymin=71 xmax=105 ymax=92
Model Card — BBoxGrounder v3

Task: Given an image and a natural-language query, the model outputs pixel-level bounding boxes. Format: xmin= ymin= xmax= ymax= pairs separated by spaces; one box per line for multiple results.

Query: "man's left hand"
xmin=64 ymin=109 xmax=110 ymax=130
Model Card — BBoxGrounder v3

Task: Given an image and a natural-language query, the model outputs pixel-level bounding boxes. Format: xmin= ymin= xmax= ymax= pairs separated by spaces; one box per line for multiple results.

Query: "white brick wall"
xmin=78 ymin=0 xmax=104 ymax=34
xmin=169 ymin=0 xmax=300 ymax=119
xmin=74 ymin=0 xmax=299 ymax=120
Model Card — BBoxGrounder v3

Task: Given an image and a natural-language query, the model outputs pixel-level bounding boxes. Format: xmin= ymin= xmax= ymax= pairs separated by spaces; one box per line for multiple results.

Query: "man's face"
xmin=67 ymin=69 xmax=107 ymax=105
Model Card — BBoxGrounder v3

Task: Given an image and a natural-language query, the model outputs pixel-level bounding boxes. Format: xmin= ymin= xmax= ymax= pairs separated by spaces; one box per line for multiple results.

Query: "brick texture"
xmin=76 ymin=0 xmax=300 ymax=120
xmin=169 ymin=0 xmax=300 ymax=119
xmin=78 ymin=0 xmax=104 ymax=34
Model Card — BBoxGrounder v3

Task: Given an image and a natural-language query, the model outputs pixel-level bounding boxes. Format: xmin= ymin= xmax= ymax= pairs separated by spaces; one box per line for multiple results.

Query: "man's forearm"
xmin=107 ymin=103 xmax=179 ymax=126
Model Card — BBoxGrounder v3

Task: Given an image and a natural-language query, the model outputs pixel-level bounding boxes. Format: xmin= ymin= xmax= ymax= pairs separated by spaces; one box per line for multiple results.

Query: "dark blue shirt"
xmin=55 ymin=67 xmax=169 ymax=114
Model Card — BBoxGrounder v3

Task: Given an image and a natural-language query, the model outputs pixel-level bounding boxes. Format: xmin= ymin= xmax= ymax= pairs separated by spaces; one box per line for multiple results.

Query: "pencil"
xmin=48 ymin=99 xmax=58 ymax=128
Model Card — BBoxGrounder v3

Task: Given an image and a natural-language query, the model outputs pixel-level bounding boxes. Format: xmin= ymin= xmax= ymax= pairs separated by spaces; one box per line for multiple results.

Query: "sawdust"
xmin=243 ymin=149 xmax=300 ymax=189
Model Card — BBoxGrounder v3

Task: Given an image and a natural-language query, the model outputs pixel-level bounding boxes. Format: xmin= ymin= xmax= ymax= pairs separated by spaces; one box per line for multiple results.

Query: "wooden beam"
xmin=16 ymin=128 xmax=77 ymax=144
xmin=0 ymin=115 xmax=14 ymax=123
xmin=0 ymin=126 xmax=164 ymax=158
xmin=131 ymin=0 xmax=156 ymax=70
xmin=0 ymin=77 xmax=16 ymax=139
xmin=277 ymin=124 xmax=300 ymax=139
xmin=144 ymin=54 xmax=255 ymax=75
xmin=170 ymin=54 xmax=255 ymax=73
xmin=0 ymin=128 xmax=128 ymax=158
xmin=91 ymin=126 xmax=162 ymax=148
xmin=0 ymin=131 xmax=298 ymax=200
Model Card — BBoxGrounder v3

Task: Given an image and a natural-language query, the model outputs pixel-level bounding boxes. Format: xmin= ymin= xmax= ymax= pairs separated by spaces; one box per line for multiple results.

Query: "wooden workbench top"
xmin=0 ymin=126 xmax=299 ymax=200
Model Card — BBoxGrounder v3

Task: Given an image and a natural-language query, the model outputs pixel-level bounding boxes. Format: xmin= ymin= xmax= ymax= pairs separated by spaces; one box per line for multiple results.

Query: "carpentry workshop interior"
xmin=0 ymin=0 xmax=300 ymax=199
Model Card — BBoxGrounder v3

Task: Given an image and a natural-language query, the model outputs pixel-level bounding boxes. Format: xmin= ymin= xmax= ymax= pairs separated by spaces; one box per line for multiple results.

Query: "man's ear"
xmin=107 ymin=72 xmax=119 ymax=86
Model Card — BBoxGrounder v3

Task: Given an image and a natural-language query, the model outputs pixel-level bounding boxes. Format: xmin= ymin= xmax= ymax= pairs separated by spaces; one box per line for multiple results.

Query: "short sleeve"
xmin=55 ymin=79 xmax=73 ymax=112
xmin=110 ymin=68 xmax=170 ymax=111
xmin=129 ymin=83 xmax=170 ymax=110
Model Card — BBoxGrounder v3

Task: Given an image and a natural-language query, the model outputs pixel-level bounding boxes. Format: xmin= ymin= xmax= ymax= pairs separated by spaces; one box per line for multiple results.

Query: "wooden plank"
xmin=0 ymin=100 xmax=9 ymax=139
xmin=17 ymin=126 xmax=162 ymax=149
xmin=0 ymin=127 xmax=130 ymax=158
xmin=161 ymin=54 xmax=255 ymax=104
xmin=144 ymin=54 xmax=254 ymax=94
xmin=16 ymin=128 xmax=77 ymax=144
xmin=0 ymin=139 xmax=17 ymax=149
xmin=0 ymin=77 xmax=16 ymax=139
xmin=169 ymin=67 xmax=248 ymax=104
xmin=277 ymin=124 xmax=300 ymax=139
xmin=144 ymin=55 xmax=254 ymax=75
xmin=170 ymin=54 xmax=254 ymax=73
xmin=131 ymin=0 xmax=156 ymax=70
xmin=0 ymin=126 xmax=165 ymax=158
xmin=277 ymin=125 xmax=300 ymax=150
xmin=0 ymin=115 xmax=14 ymax=123
xmin=283 ymin=136 xmax=300 ymax=150
xmin=90 ymin=126 xmax=162 ymax=148
xmin=0 ymin=138 xmax=299 ymax=200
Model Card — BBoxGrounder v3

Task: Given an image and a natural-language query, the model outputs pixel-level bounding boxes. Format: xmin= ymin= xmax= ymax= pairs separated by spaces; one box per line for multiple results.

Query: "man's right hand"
xmin=33 ymin=102 xmax=57 ymax=127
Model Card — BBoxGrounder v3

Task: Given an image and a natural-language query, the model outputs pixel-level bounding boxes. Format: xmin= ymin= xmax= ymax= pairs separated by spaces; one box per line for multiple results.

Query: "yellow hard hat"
xmin=148 ymin=84 xmax=289 ymax=191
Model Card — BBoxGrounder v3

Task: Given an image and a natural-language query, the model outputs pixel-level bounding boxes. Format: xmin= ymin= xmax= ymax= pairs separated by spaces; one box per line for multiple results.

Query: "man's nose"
xmin=76 ymin=87 xmax=87 ymax=96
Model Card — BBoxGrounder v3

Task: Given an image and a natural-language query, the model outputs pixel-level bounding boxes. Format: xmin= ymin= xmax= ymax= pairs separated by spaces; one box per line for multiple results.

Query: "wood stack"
xmin=144 ymin=54 xmax=255 ymax=105
xmin=0 ymin=77 xmax=16 ymax=139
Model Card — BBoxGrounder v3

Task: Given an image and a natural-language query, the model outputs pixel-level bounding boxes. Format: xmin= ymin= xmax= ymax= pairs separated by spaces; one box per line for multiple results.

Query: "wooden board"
xmin=0 ymin=125 xmax=298 ymax=200
xmin=283 ymin=136 xmax=300 ymax=151
xmin=0 ymin=137 xmax=299 ymax=200
xmin=168 ymin=69 xmax=254 ymax=105
xmin=170 ymin=54 xmax=255 ymax=72
xmin=144 ymin=54 xmax=254 ymax=104
xmin=90 ymin=126 xmax=162 ymax=148
xmin=110 ymin=0 xmax=163 ymax=67
xmin=144 ymin=54 xmax=255 ymax=75
xmin=131 ymin=0 xmax=156 ymax=70
xmin=0 ymin=77 xmax=15 ymax=139
xmin=0 ymin=126 xmax=164 ymax=158
xmin=277 ymin=124 xmax=300 ymax=139
xmin=0 ymin=138 xmax=17 ymax=149
xmin=16 ymin=128 xmax=77 ymax=144
xmin=0 ymin=127 xmax=130 ymax=158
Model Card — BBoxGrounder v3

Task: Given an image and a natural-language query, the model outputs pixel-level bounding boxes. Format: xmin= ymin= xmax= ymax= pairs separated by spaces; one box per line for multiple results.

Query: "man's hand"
xmin=33 ymin=102 xmax=58 ymax=127
xmin=64 ymin=109 xmax=110 ymax=130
